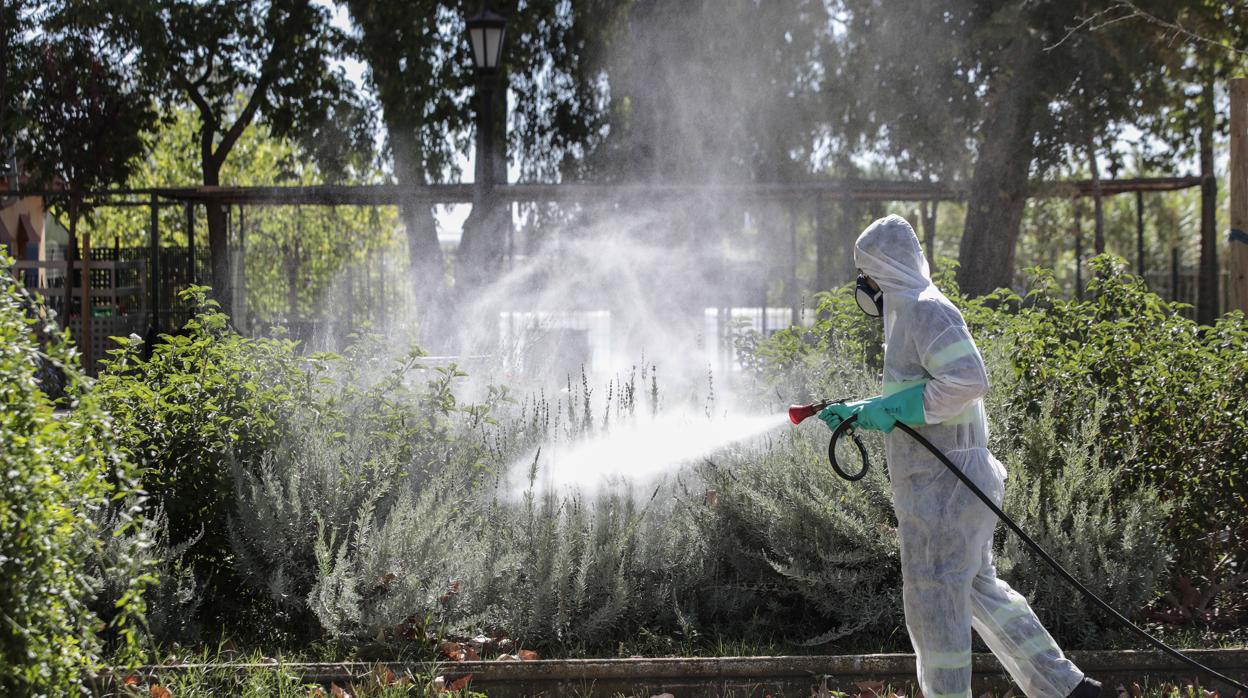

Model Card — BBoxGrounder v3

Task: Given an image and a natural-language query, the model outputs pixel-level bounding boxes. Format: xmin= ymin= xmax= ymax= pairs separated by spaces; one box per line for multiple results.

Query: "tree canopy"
xmin=68 ymin=0 xmax=372 ymax=317
xmin=14 ymin=0 xmax=1248 ymax=317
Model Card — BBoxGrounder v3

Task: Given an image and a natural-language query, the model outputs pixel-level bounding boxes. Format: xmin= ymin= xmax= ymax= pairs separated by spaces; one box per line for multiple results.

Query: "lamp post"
xmin=466 ymin=10 xmax=507 ymax=200
xmin=459 ymin=8 xmax=508 ymax=298
xmin=457 ymin=8 xmax=508 ymax=349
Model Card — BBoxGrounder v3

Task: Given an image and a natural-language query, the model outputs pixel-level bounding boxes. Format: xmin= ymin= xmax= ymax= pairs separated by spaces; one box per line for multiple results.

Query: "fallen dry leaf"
xmin=149 ymin=684 xmax=172 ymax=698
xmin=855 ymin=680 xmax=885 ymax=697
xmin=448 ymin=674 xmax=473 ymax=692
xmin=440 ymin=579 xmax=462 ymax=603
xmin=371 ymin=666 xmax=397 ymax=686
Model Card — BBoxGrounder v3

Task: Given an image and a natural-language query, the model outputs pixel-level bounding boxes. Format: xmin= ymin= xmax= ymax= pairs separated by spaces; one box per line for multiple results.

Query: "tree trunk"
xmin=838 ymin=199 xmax=859 ymax=282
xmin=400 ymin=200 xmax=446 ymax=305
xmin=203 ymin=163 xmax=232 ymax=318
xmin=1198 ymin=75 xmax=1219 ymax=325
xmin=814 ymin=195 xmax=836 ymax=292
xmin=457 ymin=69 xmax=510 ymax=298
xmin=920 ymin=199 xmax=938 ymax=270
xmin=957 ymin=44 xmax=1040 ymax=297
xmin=387 ymin=127 xmax=449 ymax=348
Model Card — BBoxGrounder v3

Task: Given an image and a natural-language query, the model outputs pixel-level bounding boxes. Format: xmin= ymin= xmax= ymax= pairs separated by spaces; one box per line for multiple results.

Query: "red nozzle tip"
xmin=789 ymin=403 xmax=821 ymax=425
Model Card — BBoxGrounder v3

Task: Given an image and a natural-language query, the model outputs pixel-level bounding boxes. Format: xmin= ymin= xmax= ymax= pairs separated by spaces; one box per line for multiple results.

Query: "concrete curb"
xmin=111 ymin=648 xmax=1248 ymax=697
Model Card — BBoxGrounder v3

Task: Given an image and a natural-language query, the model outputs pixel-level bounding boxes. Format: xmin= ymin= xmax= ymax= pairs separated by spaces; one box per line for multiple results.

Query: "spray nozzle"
xmin=788 ymin=399 xmax=833 ymax=425
xmin=789 ymin=397 xmax=870 ymax=482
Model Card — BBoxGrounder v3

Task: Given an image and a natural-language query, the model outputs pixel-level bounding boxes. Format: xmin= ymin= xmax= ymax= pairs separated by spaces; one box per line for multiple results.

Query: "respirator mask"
xmin=855 ymin=273 xmax=883 ymax=317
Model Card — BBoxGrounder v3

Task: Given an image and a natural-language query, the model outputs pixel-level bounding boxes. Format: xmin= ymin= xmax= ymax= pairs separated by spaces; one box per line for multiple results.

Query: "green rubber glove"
xmin=817 ymin=402 xmax=856 ymax=431
xmin=855 ymin=383 xmax=928 ymax=433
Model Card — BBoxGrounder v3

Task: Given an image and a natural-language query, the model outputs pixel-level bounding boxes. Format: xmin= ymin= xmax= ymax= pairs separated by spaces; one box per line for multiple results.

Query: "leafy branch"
xmin=1046 ymin=0 xmax=1248 ymax=57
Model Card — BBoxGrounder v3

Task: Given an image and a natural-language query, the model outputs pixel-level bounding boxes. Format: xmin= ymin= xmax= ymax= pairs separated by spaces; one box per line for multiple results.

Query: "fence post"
xmin=788 ymin=207 xmax=799 ymax=327
xmin=1136 ymin=190 xmax=1145 ymax=278
xmin=150 ymin=193 xmax=161 ymax=332
xmin=1074 ymin=201 xmax=1084 ymax=300
xmin=80 ymin=232 xmax=92 ymax=373
xmin=186 ymin=202 xmax=195 ymax=285
xmin=1171 ymin=246 xmax=1180 ymax=303
xmin=1229 ymin=77 xmax=1248 ymax=314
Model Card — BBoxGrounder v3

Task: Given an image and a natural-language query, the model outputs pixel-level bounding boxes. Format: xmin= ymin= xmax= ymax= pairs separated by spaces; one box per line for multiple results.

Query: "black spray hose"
xmin=827 ymin=415 xmax=1248 ymax=694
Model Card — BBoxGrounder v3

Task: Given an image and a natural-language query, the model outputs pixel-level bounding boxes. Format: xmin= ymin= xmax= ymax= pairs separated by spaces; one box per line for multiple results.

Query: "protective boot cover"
xmin=854 ymin=215 xmax=1085 ymax=698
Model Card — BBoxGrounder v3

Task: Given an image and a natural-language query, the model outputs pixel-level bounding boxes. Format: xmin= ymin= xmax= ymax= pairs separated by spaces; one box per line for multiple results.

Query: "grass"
xmin=93 ymin=642 xmax=1248 ymax=698
xmin=96 ymin=652 xmax=482 ymax=698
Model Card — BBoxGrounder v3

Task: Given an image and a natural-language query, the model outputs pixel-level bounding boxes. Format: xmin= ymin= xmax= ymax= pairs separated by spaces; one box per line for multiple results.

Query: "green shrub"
xmin=95 ymin=288 xmax=308 ymax=613
xmin=976 ymin=258 xmax=1247 ymax=583
xmin=228 ymin=339 xmax=494 ymax=637
xmin=0 ymin=255 xmax=147 ymax=695
xmin=694 ymin=427 xmax=904 ymax=649
xmin=86 ymin=505 xmax=203 ymax=648
xmin=82 ymin=256 xmax=1224 ymax=657
xmin=993 ymin=393 xmax=1173 ymax=646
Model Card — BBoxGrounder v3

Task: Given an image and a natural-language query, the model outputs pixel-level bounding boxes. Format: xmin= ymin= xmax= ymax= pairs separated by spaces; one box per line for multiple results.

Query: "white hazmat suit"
xmin=854 ymin=215 xmax=1085 ymax=698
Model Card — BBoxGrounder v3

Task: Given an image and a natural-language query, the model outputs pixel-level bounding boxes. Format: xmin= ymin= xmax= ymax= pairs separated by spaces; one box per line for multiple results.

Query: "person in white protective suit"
xmin=819 ymin=215 xmax=1102 ymax=698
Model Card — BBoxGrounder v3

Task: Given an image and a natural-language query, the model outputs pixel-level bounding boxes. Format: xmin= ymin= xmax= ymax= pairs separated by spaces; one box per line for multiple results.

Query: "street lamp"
xmin=464 ymin=9 xmax=507 ymax=196
xmin=466 ymin=10 xmax=507 ymax=72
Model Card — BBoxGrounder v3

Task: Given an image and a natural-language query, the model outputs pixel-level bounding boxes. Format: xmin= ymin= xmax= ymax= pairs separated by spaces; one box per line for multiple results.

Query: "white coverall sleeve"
xmin=919 ymin=320 xmax=988 ymax=424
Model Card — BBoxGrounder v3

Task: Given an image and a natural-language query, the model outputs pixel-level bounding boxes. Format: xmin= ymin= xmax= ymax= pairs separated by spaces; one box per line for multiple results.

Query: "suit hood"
xmin=853 ymin=214 xmax=931 ymax=295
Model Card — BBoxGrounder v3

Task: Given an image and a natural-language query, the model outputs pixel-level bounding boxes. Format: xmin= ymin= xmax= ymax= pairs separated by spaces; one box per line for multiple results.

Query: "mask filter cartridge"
xmin=855 ymin=274 xmax=883 ymax=317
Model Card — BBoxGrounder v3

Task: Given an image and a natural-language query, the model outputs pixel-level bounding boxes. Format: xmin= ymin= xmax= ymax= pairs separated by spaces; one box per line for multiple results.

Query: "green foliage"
xmin=736 ymin=285 xmax=883 ymax=394
xmin=84 ymin=0 xmax=370 ymax=181
xmin=86 ymin=505 xmax=204 ymax=648
xmin=82 ymin=104 xmax=403 ymax=330
xmin=995 ymin=393 xmax=1173 ymax=645
xmin=95 ymin=287 xmax=308 ymax=605
xmin=694 ymin=429 xmax=903 ymax=648
xmin=0 ymin=254 xmax=148 ymax=694
xmin=109 ymin=653 xmax=465 ymax=697
xmin=979 ymin=258 xmax=1247 ymax=576
xmin=229 ymin=339 xmax=492 ymax=636
xmin=71 ymin=256 xmax=1231 ymax=660
xmin=22 ymin=31 xmax=155 ymax=196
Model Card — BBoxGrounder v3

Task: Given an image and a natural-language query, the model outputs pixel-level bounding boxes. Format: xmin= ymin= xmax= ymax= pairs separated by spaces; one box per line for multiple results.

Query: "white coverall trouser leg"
xmin=892 ymin=449 xmax=1084 ymax=698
